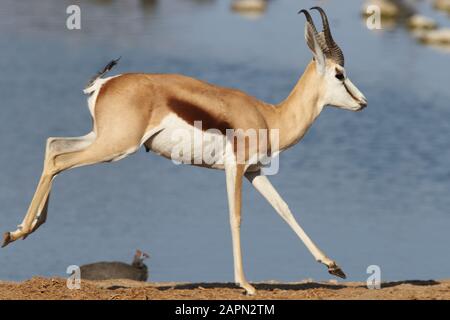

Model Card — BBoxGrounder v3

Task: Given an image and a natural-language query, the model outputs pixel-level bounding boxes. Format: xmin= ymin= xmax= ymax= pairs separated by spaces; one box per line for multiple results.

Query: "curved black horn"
xmin=298 ymin=9 xmax=321 ymax=53
xmin=310 ymin=7 xmax=334 ymax=49
xmin=310 ymin=6 xmax=345 ymax=66
xmin=298 ymin=9 xmax=318 ymax=34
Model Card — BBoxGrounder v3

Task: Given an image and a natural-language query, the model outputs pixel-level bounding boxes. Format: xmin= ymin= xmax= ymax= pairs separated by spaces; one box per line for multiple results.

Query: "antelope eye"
xmin=335 ymin=73 xmax=345 ymax=81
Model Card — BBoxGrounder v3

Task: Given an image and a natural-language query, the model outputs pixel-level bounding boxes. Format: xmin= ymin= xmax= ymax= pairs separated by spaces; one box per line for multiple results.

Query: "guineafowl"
xmin=80 ymin=250 xmax=149 ymax=281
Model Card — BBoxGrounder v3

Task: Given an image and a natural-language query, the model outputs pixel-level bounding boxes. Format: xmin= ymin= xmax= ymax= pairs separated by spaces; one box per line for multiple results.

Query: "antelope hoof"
xmin=240 ymin=283 xmax=256 ymax=296
xmin=1 ymin=232 xmax=13 ymax=248
xmin=328 ymin=262 xmax=346 ymax=279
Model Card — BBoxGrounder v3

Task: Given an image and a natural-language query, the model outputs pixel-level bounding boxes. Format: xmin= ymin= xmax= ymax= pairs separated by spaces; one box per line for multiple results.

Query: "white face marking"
xmin=322 ymin=65 xmax=367 ymax=111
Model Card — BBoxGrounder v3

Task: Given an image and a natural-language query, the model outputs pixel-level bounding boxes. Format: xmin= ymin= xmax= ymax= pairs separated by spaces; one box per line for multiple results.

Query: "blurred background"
xmin=0 ymin=0 xmax=449 ymax=284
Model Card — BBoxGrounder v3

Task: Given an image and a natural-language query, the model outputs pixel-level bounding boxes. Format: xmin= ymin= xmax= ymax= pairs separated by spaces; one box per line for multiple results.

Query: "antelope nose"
xmin=359 ymin=97 xmax=367 ymax=109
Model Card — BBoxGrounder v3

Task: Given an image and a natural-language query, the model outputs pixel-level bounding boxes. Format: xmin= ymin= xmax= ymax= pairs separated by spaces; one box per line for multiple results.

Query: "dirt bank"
xmin=0 ymin=277 xmax=448 ymax=300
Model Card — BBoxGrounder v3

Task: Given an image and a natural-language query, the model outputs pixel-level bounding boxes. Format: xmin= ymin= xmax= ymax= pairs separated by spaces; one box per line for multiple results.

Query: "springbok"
xmin=3 ymin=7 xmax=367 ymax=295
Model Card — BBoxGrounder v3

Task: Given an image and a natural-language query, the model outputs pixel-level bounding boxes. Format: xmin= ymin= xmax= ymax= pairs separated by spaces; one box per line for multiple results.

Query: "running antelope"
xmin=3 ymin=7 xmax=367 ymax=295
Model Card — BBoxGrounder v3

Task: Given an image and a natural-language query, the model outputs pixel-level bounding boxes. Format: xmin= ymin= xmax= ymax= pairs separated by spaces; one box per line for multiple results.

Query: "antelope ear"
xmin=304 ymin=22 xmax=326 ymax=75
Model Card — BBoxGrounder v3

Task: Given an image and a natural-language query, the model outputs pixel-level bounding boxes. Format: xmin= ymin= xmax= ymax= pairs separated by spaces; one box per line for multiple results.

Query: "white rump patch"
xmin=83 ymin=75 xmax=121 ymax=117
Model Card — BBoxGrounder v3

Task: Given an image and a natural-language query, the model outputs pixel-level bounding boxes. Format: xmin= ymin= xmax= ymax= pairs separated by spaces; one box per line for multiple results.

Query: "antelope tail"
xmin=84 ymin=57 xmax=121 ymax=90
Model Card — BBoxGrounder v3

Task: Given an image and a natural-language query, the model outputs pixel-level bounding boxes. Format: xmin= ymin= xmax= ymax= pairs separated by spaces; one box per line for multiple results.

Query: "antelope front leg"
xmin=225 ymin=163 xmax=256 ymax=295
xmin=245 ymin=171 xmax=346 ymax=279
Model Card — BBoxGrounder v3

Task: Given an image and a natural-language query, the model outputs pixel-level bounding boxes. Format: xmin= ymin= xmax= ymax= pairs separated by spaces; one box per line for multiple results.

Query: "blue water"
xmin=0 ymin=0 xmax=449 ymax=284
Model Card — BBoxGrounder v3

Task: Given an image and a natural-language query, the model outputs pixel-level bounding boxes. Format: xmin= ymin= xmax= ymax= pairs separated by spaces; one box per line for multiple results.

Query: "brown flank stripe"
xmin=167 ymin=98 xmax=233 ymax=135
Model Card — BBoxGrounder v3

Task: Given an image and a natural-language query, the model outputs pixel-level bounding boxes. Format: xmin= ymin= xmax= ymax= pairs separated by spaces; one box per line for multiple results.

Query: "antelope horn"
xmin=298 ymin=9 xmax=321 ymax=54
xmin=298 ymin=9 xmax=316 ymax=32
xmin=310 ymin=6 xmax=345 ymax=66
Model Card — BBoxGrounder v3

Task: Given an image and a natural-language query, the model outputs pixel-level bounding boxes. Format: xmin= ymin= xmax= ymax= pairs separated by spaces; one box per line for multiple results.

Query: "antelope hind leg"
xmin=23 ymin=190 xmax=51 ymax=240
xmin=3 ymin=134 xmax=95 ymax=247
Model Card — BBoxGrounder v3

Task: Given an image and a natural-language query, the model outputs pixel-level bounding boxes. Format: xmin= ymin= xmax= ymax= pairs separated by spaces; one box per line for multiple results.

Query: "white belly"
xmin=144 ymin=114 xmax=229 ymax=170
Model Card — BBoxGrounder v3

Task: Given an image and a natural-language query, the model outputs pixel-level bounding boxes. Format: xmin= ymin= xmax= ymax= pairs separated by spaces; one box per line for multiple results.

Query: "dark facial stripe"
xmin=343 ymin=82 xmax=359 ymax=102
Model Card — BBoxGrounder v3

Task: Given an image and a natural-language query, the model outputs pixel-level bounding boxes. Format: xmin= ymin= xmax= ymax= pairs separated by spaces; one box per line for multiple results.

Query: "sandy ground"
xmin=0 ymin=277 xmax=449 ymax=300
